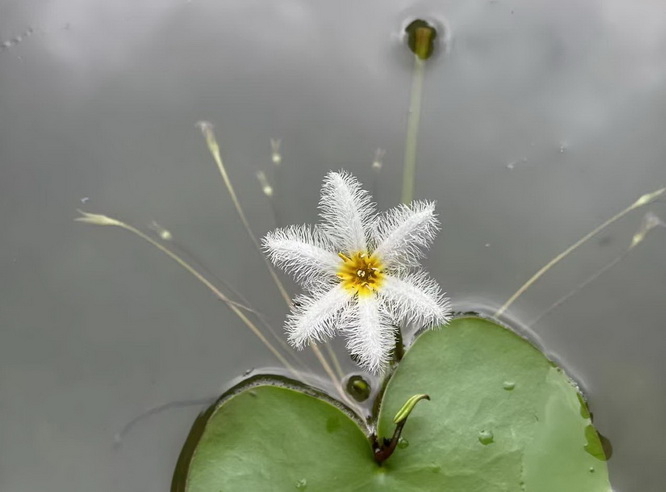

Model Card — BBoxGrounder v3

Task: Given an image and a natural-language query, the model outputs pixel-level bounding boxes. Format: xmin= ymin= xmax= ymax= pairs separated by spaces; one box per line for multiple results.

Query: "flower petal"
xmin=263 ymin=224 xmax=341 ymax=287
xmin=319 ymin=171 xmax=375 ymax=253
xmin=379 ymin=272 xmax=451 ymax=329
xmin=372 ymin=200 xmax=439 ymax=270
xmin=286 ymin=284 xmax=351 ymax=348
xmin=343 ymin=295 xmax=394 ymax=373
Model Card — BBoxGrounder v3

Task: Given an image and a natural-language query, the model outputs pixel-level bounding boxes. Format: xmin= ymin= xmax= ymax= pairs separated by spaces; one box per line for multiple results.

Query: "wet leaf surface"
xmin=173 ymin=317 xmax=611 ymax=492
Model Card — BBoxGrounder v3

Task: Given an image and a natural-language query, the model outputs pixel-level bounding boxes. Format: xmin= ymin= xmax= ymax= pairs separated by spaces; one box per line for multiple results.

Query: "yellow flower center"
xmin=337 ymin=252 xmax=384 ymax=297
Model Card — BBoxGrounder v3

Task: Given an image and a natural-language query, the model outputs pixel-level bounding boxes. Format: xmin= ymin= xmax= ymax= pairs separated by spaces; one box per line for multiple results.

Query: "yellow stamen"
xmin=338 ymin=252 xmax=351 ymax=262
xmin=337 ymin=251 xmax=384 ymax=297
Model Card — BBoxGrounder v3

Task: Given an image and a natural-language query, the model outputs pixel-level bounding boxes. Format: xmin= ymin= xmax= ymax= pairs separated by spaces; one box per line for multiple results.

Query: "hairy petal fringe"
xmin=373 ymin=200 xmax=439 ymax=270
xmin=343 ymin=296 xmax=394 ymax=373
xmin=286 ymin=285 xmax=352 ymax=348
xmin=263 ymin=224 xmax=340 ymax=288
xmin=380 ymin=272 xmax=451 ymax=329
xmin=318 ymin=171 xmax=376 ymax=253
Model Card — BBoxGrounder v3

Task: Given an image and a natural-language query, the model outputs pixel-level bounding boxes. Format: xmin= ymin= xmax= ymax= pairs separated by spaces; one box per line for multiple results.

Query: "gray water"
xmin=1 ymin=1 xmax=665 ymax=491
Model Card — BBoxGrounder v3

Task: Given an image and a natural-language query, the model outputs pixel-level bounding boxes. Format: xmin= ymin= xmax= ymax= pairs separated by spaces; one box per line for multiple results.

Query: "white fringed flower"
xmin=263 ymin=171 xmax=451 ymax=373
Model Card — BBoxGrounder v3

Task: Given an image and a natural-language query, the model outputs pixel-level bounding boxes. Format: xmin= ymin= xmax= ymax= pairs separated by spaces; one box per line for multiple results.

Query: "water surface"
xmin=1 ymin=1 xmax=665 ymax=491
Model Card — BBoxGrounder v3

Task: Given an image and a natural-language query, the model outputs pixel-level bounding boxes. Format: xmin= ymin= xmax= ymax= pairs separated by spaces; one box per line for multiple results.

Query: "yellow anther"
xmin=337 ymin=251 xmax=384 ymax=297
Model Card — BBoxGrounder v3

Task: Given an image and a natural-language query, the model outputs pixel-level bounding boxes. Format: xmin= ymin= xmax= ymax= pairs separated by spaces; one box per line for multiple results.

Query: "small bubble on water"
xmin=398 ymin=437 xmax=409 ymax=449
xmin=478 ymin=430 xmax=494 ymax=445
xmin=559 ymin=141 xmax=569 ymax=153
xmin=589 ymin=466 xmax=595 ymax=473
xmin=503 ymin=381 xmax=516 ymax=391
xmin=2 ymin=41 xmax=11 ymax=48
xmin=295 ymin=478 xmax=307 ymax=490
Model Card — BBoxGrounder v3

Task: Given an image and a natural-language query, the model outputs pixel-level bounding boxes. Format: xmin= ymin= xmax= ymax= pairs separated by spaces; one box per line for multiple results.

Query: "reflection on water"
xmin=1 ymin=1 xmax=666 ymax=491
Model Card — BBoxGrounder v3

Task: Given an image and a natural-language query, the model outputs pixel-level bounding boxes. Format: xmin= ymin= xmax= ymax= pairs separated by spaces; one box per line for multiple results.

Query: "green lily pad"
xmin=172 ymin=317 xmax=611 ymax=491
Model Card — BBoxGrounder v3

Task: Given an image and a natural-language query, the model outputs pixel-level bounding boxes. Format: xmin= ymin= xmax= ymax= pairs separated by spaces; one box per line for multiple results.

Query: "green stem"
xmin=495 ymin=186 xmax=665 ymax=317
xmin=401 ymin=55 xmax=425 ymax=204
xmin=392 ymin=326 xmax=404 ymax=365
xmin=373 ymin=394 xmax=430 ymax=464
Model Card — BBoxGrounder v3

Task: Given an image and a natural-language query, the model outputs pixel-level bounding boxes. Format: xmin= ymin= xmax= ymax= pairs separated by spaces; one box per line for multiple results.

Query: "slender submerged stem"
xmin=266 ymin=194 xmax=282 ymax=228
xmin=324 ymin=342 xmax=345 ymax=379
xmin=197 ymin=122 xmax=344 ymax=390
xmin=528 ymin=252 xmax=627 ymax=327
xmin=117 ymin=221 xmax=299 ymax=375
xmin=159 ymin=232 xmax=307 ymax=370
xmin=495 ymin=187 xmax=665 ymax=318
xmin=310 ymin=343 xmax=347 ymax=400
xmin=256 ymin=170 xmax=282 ymax=227
xmin=114 ymin=396 xmax=216 ymax=445
xmin=401 ymin=56 xmax=425 ymax=204
xmin=528 ymin=210 xmax=665 ymax=326
xmin=198 ymin=122 xmax=292 ymax=305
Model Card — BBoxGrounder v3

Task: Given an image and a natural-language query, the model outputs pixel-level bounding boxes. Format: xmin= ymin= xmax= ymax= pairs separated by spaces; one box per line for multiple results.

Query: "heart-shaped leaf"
xmin=172 ymin=317 xmax=611 ymax=491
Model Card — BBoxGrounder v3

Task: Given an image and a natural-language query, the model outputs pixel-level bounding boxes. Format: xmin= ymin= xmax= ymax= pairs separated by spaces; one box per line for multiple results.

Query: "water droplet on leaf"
xmin=478 ymin=430 xmax=494 ymax=445
xmin=503 ymin=381 xmax=516 ymax=390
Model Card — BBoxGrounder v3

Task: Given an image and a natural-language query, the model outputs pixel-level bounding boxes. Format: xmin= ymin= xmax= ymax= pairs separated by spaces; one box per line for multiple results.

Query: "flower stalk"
xmin=401 ymin=20 xmax=437 ymax=204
